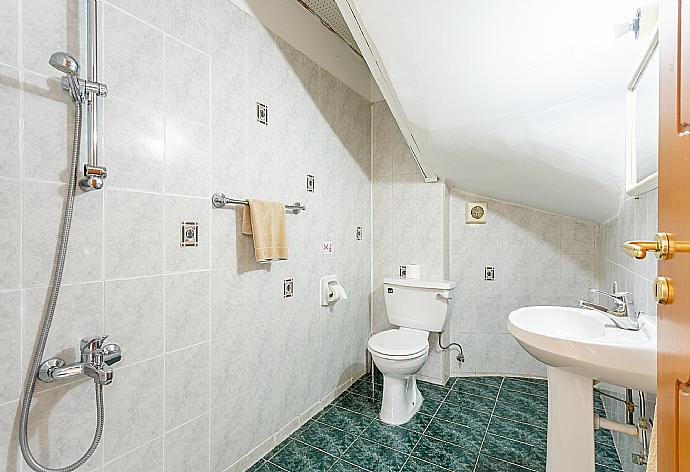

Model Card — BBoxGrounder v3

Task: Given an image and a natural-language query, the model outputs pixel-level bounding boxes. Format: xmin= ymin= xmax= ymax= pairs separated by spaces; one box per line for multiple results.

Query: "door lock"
xmin=654 ymin=277 xmax=674 ymax=304
xmin=622 ymin=232 xmax=690 ymax=260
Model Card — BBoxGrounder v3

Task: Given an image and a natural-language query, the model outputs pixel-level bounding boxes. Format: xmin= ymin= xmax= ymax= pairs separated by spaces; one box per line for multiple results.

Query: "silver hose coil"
xmin=19 ymin=99 xmax=105 ymax=472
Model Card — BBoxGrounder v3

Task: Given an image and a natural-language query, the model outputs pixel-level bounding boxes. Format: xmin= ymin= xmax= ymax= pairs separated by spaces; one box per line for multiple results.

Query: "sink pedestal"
xmin=547 ymin=367 xmax=595 ymax=472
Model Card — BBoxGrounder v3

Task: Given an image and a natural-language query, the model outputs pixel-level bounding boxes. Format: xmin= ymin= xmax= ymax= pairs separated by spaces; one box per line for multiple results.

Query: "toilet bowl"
xmin=371 ymin=276 xmax=456 ymax=425
xmin=367 ymin=328 xmax=430 ymax=425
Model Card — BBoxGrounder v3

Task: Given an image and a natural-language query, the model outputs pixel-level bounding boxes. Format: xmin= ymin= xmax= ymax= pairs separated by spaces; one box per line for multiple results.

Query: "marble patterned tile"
xmin=164 ymin=116 xmax=209 ymax=197
xmin=105 ymin=276 xmax=164 ymax=368
xmin=104 ymin=189 xmax=164 ymax=279
xmin=316 ymin=406 xmax=374 ymax=435
xmin=452 ymin=377 xmax=501 ymax=399
xmin=487 ymin=416 xmax=547 ymax=447
xmin=398 ymin=412 xmax=433 ymax=434
xmin=104 ymin=98 xmax=165 ymax=192
xmin=0 ymin=179 xmax=19 ymax=290
xmin=340 ymin=438 xmax=407 ymax=472
xmin=210 ymin=395 xmax=245 ymax=472
xmin=164 ymin=342 xmax=210 ymax=430
xmin=0 ymin=66 xmax=19 ymax=178
xmin=164 ymin=270 xmax=210 ymax=351
xmin=163 ymin=414 xmax=209 ymax=472
xmin=294 ymin=420 xmax=357 ymax=457
xmin=0 ymin=400 xmax=19 ymax=472
xmin=425 ymin=417 xmax=485 ymax=452
xmin=103 ymin=4 xmax=164 ymax=110
xmin=502 ymin=377 xmax=548 ymax=398
xmin=418 ymin=397 xmax=442 ymax=417
xmin=435 ymin=401 xmax=491 ymax=430
xmin=481 ymin=433 xmax=546 ymax=471
xmin=329 ymin=460 xmax=369 ymax=471
xmin=0 ymin=291 xmax=20 ymax=404
xmin=164 ymin=37 xmax=210 ymax=124
xmin=410 ymin=435 xmax=477 ymax=471
xmin=270 ymin=440 xmax=337 ymax=472
xmin=22 ymin=181 xmax=103 ymax=287
xmin=416 ymin=380 xmax=452 ymax=402
xmin=104 ymin=357 xmax=164 ymax=461
xmin=360 ymin=419 xmax=421 ymax=453
xmin=104 ymin=438 xmax=163 ymax=472
xmin=333 ymin=392 xmax=380 ymax=418
xmin=475 ymin=455 xmax=535 ymax=471
xmin=400 ymin=457 xmax=450 ymax=472
xmin=441 ymin=390 xmax=497 ymax=415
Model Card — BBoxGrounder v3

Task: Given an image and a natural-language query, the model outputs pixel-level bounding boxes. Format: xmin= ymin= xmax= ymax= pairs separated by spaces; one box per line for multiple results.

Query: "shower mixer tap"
xmin=38 ymin=335 xmax=122 ymax=385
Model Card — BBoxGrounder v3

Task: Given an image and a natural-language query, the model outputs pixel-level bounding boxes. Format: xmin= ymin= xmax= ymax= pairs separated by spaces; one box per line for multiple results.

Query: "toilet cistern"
xmin=320 ymin=275 xmax=347 ymax=306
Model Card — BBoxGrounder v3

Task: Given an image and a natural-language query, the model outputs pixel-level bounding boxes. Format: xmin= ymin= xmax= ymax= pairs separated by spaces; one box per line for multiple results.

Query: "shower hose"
xmin=19 ymin=99 xmax=105 ymax=472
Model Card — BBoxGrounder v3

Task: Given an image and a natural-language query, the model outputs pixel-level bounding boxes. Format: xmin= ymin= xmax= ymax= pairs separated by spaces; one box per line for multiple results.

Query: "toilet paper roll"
xmin=327 ymin=284 xmax=348 ymax=303
xmin=401 ymin=264 xmax=421 ymax=279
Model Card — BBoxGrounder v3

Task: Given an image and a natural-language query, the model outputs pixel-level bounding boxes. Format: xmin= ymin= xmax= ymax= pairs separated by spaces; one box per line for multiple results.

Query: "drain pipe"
xmin=594 ymin=413 xmax=639 ymax=437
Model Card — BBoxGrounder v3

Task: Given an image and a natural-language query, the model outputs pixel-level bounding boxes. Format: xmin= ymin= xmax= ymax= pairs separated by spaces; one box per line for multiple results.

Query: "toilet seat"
xmin=368 ymin=328 xmax=429 ymax=360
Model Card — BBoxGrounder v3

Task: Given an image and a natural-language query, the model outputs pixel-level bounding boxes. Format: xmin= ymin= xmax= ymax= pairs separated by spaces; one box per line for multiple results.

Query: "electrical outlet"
xmin=356 ymin=226 xmax=363 ymax=240
xmin=306 ymin=174 xmax=315 ymax=193
xmin=283 ymin=278 xmax=294 ymax=298
xmin=256 ymin=102 xmax=268 ymax=125
xmin=484 ymin=266 xmax=495 ymax=281
xmin=180 ymin=221 xmax=199 ymax=247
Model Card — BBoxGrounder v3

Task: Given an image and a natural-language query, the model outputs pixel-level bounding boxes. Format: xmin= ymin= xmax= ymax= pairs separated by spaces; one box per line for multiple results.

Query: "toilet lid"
xmin=368 ymin=329 xmax=428 ymax=357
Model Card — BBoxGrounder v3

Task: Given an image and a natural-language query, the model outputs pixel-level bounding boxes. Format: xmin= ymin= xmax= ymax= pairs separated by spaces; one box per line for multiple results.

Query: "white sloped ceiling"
xmin=339 ymin=0 xmax=651 ymax=222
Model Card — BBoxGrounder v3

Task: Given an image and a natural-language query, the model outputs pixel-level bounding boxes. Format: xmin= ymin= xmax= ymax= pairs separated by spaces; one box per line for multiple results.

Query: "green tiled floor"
xmin=250 ymin=375 xmax=622 ymax=472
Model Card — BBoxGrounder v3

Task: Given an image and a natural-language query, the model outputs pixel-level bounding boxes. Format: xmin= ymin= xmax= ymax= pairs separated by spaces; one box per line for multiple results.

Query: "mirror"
xmin=626 ymin=30 xmax=659 ymax=196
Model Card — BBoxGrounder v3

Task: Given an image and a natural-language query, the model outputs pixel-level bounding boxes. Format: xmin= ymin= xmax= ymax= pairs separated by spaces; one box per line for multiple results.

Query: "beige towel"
xmin=242 ymin=199 xmax=288 ymax=263
xmin=647 ymin=409 xmax=658 ymax=472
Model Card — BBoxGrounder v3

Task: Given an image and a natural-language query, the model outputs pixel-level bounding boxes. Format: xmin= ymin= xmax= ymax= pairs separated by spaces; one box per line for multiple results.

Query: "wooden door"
xmin=658 ymin=1 xmax=690 ymax=470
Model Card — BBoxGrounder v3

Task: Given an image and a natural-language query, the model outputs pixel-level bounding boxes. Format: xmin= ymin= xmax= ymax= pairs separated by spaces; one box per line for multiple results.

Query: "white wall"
xmin=449 ymin=190 xmax=600 ymax=377
xmin=0 ymin=0 xmax=371 ymax=470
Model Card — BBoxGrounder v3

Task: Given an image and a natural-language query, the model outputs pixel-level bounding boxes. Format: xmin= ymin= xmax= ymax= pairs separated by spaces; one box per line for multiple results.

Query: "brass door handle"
xmin=622 ymin=232 xmax=690 ymax=260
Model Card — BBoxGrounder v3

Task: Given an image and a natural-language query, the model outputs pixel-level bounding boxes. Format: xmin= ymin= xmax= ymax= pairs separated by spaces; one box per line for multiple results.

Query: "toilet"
xmin=368 ymin=276 xmax=456 ymax=425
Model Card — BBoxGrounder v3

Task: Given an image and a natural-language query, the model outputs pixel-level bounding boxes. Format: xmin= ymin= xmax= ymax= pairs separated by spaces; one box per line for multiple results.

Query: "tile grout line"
xmin=472 ymin=376 xmax=505 ymax=472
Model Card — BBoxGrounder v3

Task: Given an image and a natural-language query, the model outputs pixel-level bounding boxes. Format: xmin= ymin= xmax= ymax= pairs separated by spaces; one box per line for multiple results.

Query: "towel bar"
xmin=211 ymin=192 xmax=306 ymax=214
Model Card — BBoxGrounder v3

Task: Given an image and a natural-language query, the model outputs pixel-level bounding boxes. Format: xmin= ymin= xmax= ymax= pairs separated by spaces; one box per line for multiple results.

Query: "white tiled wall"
xmin=449 ymin=190 xmax=600 ymax=378
xmin=370 ymin=101 xmax=451 ymax=385
xmin=599 ymin=189 xmax=658 ymax=472
xmin=0 ymin=1 xmax=371 ymax=471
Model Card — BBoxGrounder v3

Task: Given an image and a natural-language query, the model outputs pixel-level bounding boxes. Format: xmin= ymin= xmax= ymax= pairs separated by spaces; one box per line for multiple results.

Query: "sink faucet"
xmin=579 ymin=288 xmax=642 ymax=331
xmin=38 ymin=335 xmax=122 ymax=385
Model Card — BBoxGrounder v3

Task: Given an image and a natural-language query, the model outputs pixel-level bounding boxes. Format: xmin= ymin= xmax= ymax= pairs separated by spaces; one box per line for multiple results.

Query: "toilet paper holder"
xmin=320 ymin=275 xmax=348 ymax=306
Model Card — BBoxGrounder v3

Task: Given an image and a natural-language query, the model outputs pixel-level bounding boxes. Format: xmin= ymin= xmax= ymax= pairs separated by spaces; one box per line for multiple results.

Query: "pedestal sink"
xmin=508 ymin=306 xmax=656 ymax=472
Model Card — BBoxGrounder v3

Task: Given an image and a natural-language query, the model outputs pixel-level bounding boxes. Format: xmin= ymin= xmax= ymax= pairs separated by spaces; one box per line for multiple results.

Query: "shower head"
xmin=49 ymin=51 xmax=79 ymax=76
